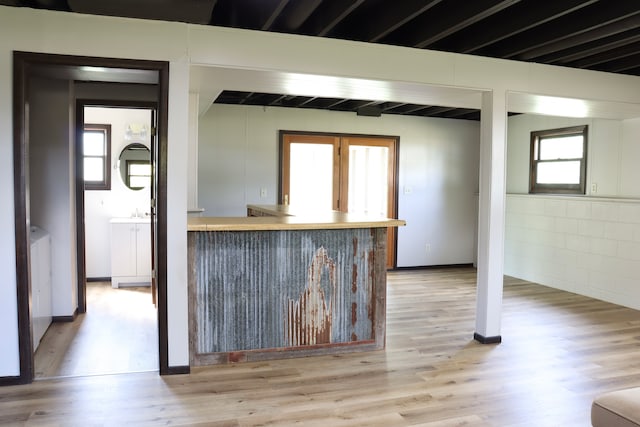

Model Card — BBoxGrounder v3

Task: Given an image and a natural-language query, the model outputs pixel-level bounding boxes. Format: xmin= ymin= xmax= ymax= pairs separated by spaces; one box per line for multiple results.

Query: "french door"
xmin=280 ymin=132 xmax=399 ymax=268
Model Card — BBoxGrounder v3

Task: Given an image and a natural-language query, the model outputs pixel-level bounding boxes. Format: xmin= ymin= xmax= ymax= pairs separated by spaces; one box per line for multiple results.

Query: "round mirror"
xmin=119 ymin=143 xmax=151 ymax=190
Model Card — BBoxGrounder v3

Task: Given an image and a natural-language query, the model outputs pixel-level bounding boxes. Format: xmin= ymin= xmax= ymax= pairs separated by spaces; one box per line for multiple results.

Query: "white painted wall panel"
xmin=29 ymin=77 xmax=77 ymax=317
xmin=620 ymin=118 xmax=640 ymax=198
xmin=0 ymin=43 xmax=20 ymax=376
xmin=589 ymin=120 xmax=621 ymax=197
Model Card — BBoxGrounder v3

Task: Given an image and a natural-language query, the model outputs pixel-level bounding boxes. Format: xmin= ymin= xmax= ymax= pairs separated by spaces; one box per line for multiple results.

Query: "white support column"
xmin=187 ymin=92 xmax=202 ymax=214
xmin=475 ymin=89 xmax=507 ymax=344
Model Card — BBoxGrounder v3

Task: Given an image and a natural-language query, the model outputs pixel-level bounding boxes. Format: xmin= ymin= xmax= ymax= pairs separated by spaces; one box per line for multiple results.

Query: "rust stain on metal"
xmin=351 ymin=302 xmax=357 ymax=326
xmin=228 ymin=352 xmax=246 ymax=363
xmin=352 ymin=237 xmax=358 ymax=293
xmin=367 ymin=246 xmax=375 ymax=321
xmin=286 ymin=246 xmax=336 ymax=347
xmin=351 ymin=332 xmax=358 ymax=341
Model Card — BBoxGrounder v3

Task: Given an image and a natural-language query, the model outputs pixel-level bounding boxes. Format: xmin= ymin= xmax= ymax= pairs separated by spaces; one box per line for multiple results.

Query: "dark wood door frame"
xmin=11 ymin=51 xmax=171 ymax=385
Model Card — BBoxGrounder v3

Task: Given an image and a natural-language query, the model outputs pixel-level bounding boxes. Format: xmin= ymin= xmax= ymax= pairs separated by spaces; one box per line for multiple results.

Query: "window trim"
xmin=529 ymin=125 xmax=588 ymax=195
xmin=83 ymin=123 xmax=111 ymax=191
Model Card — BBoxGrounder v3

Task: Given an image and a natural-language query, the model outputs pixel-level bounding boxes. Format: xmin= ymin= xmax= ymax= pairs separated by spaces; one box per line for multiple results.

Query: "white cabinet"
xmin=110 ymin=219 xmax=151 ymax=288
xmin=30 ymin=226 xmax=52 ymax=350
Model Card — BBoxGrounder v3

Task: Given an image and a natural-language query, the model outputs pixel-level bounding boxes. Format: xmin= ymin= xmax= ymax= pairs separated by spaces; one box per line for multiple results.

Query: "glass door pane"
xmin=348 ymin=145 xmax=388 ymax=217
xmin=289 ymin=142 xmax=334 ymax=210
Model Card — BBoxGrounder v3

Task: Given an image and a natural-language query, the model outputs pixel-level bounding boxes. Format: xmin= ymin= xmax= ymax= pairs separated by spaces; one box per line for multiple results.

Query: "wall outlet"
xmin=403 ymin=186 xmax=412 ymax=194
xmin=260 ymin=187 xmax=268 ymax=198
xmin=425 ymin=243 xmax=431 ymax=253
xmin=591 ymin=182 xmax=597 ymax=193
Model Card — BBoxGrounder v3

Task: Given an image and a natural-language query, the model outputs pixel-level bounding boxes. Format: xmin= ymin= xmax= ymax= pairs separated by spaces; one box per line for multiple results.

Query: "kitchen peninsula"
xmin=187 ymin=205 xmax=405 ymax=366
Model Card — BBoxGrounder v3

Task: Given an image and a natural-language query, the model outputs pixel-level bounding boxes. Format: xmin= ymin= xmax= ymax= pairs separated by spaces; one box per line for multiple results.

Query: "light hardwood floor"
xmin=3 ymin=268 xmax=640 ymax=426
xmin=34 ymin=282 xmax=158 ymax=378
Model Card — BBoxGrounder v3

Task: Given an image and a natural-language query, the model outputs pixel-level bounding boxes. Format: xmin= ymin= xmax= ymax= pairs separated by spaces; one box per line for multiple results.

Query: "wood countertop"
xmin=188 ymin=205 xmax=406 ymax=231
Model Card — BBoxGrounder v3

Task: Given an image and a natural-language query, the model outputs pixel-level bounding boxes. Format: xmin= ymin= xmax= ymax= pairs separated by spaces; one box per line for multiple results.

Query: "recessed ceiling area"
xmin=212 ymin=91 xmax=482 ymax=120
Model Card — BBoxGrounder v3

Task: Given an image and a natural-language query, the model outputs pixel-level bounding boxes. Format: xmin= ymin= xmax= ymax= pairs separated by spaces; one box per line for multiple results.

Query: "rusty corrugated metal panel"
xmin=192 ymin=229 xmax=375 ymax=354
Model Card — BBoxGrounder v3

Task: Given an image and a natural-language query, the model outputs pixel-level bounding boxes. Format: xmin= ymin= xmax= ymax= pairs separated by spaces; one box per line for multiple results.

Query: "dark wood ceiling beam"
xmin=442 ymin=108 xmax=480 ymax=118
xmin=544 ymin=32 xmax=640 ymax=66
xmin=420 ymin=106 xmax=457 ymax=115
xmin=238 ymin=92 xmax=255 ymax=104
xmin=299 ymin=0 xmax=365 ymax=37
xmin=326 ymin=99 xmax=349 ymax=109
xmin=519 ymin=13 xmax=640 ymax=61
xmin=357 ymin=100 xmax=385 ymax=109
xmin=296 ymin=97 xmax=318 ymax=107
xmin=432 ymin=0 xmax=598 ymax=54
xmin=485 ymin=1 xmax=640 ymax=59
xmin=273 ymin=0 xmax=322 ymax=31
xmin=267 ymin=94 xmax=289 ymax=106
xmin=261 ymin=0 xmax=290 ymax=31
xmin=400 ymin=105 xmax=434 ymax=114
xmin=414 ymin=0 xmax=521 ymax=49
xmin=597 ymin=52 xmax=640 ymax=73
xmin=317 ymin=0 xmax=364 ymax=36
xmin=379 ymin=102 xmax=408 ymax=112
xmin=567 ymin=39 xmax=640 ymax=68
xmin=365 ymin=0 xmax=443 ymax=42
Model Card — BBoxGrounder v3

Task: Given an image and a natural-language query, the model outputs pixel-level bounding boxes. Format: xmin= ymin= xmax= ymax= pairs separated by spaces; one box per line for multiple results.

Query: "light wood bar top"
xmin=188 ymin=205 xmax=406 ymax=231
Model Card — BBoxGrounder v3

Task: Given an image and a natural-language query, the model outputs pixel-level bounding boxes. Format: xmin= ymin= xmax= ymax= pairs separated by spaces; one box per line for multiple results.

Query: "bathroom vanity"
xmin=110 ymin=217 xmax=151 ymax=288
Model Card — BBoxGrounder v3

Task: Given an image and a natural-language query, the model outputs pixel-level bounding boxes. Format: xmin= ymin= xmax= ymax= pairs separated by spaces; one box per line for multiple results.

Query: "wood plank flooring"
xmin=3 ymin=268 xmax=640 ymax=426
xmin=33 ymin=282 xmax=158 ymax=378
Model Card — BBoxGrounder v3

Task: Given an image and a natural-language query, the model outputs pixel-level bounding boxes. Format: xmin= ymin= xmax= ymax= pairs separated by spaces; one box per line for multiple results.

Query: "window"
xmin=126 ymin=160 xmax=152 ymax=190
xmin=83 ymin=124 xmax=111 ymax=190
xmin=529 ymin=125 xmax=587 ymax=194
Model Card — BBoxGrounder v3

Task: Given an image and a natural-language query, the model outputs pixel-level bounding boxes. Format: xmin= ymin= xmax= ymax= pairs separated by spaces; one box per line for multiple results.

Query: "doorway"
xmin=13 ymin=52 xmax=170 ymax=384
xmin=32 ymin=103 xmax=159 ymax=379
xmin=279 ymin=131 xmax=399 ymax=268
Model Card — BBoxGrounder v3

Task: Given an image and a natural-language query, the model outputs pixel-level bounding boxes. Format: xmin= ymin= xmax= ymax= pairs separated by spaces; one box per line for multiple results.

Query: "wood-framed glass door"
xmin=343 ymin=136 xmax=398 ymax=268
xmin=280 ymin=131 xmax=399 ymax=268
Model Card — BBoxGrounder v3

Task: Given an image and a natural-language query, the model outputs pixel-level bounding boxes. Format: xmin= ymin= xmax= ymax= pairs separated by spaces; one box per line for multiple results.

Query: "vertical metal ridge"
xmin=193 ymin=229 xmax=375 ymax=354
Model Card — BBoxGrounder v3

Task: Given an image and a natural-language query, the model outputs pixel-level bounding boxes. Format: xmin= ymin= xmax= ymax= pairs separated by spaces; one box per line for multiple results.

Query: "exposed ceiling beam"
xmin=299 ymin=0 xmax=365 ymax=37
xmin=434 ymin=0 xmax=598 ymax=54
xmin=567 ymin=39 xmax=640 ymax=68
xmin=321 ymin=0 xmax=442 ymax=43
xmin=273 ymin=0 xmax=322 ymax=31
xmin=414 ymin=0 xmax=521 ymax=49
xmin=519 ymin=13 xmax=640 ymax=61
xmin=489 ymin=1 xmax=640 ymax=59
xmin=261 ymin=0 xmax=290 ymax=31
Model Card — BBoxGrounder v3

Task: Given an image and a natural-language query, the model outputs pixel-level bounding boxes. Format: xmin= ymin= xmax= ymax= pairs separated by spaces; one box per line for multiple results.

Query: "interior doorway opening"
xmin=13 ymin=51 xmax=170 ymax=384
xmin=33 ymin=103 xmax=159 ymax=379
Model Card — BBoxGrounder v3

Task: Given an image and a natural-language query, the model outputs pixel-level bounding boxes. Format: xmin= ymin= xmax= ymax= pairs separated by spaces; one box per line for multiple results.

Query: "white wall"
xmin=198 ymin=104 xmax=480 ymax=267
xmin=84 ymin=107 xmax=152 ymax=278
xmin=29 ymin=77 xmax=77 ymax=317
xmin=620 ymin=118 xmax=640 ymax=197
xmin=505 ymin=114 xmax=640 ymax=309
